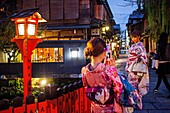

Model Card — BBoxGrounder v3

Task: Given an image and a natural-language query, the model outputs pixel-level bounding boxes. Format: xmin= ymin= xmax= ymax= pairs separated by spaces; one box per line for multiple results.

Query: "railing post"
xmin=74 ymin=80 xmax=83 ymax=113
xmin=68 ymin=83 xmax=76 ymax=113
xmin=70 ymin=82 xmax=77 ymax=113
xmin=63 ymin=85 xmax=70 ymax=113
xmin=57 ymin=88 xmax=64 ymax=113
xmin=45 ymin=84 xmax=59 ymax=113
xmin=26 ymin=94 xmax=36 ymax=113
xmin=37 ymin=92 xmax=48 ymax=113
xmin=0 ymin=99 xmax=12 ymax=113
xmin=45 ymin=84 xmax=57 ymax=100
xmin=79 ymin=81 xmax=84 ymax=113
xmin=13 ymin=97 xmax=25 ymax=113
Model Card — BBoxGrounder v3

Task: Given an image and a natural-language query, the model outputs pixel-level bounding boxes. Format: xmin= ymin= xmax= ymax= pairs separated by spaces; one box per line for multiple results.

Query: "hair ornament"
xmin=104 ymin=44 xmax=110 ymax=52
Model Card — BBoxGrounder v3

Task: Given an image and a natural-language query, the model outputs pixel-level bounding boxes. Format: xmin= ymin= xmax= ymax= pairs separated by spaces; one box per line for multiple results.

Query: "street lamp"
xmin=101 ymin=26 xmax=110 ymax=43
xmin=70 ymin=48 xmax=79 ymax=58
xmin=101 ymin=26 xmax=109 ymax=36
xmin=11 ymin=8 xmax=46 ymax=103
xmin=105 ymin=26 xmax=109 ymax=31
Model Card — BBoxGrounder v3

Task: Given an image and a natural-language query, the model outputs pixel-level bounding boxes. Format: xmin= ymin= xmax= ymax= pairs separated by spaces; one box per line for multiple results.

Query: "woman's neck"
xmin=90 ymin=58 xmax=101 ymax=69
xmin=134 ymin=41 xmax=140 ymax=44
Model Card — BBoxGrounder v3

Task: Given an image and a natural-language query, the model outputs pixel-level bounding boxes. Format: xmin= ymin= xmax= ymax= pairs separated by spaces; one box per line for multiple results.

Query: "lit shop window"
xmin=32 ymin=48 xmax=64 ymax=62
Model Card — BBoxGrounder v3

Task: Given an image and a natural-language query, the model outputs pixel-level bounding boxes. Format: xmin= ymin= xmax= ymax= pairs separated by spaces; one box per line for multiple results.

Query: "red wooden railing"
xmin=0 ymin=81 xmax=91 ymax=113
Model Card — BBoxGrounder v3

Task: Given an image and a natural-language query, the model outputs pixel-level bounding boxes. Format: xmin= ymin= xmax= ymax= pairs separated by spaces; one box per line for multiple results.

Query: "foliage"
xmin=0 ymin=78 xmax=23 ymax=100
xmin=0 ymin=77 xmax=81 ymax=100
xmin=0 ymin=0 xmax=20 ymax=63
xmin=0 ymin=20 xmax=20 ymax=62
xmin=147 ymin=0 xmax=169 ymax=41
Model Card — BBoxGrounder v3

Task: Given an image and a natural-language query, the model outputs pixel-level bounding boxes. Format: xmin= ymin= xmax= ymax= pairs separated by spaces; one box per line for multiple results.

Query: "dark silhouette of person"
xmin=154 ymin=32 xmax=170 ymax=98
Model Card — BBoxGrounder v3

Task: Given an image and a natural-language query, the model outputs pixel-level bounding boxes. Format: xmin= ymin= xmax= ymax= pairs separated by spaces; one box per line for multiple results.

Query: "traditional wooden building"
xmin=0 ymin=0 xmax=115 ymax=77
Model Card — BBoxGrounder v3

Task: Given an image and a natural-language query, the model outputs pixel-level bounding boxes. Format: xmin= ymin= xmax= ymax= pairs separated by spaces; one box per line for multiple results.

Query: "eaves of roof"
xmin=101 ymin=0 xmax=113 ymax=18
xmin=40 ymin=24 xmax=95 ymax=30
xmin=130 ymin=20 xmax=144 ymax=27
xmin=129 ymin=15 xmax=144 ymax=19
xmin=129 ymin=12 xmax=144 ymax=19
xmin=10 ymin=8 xmax=39 ymax=19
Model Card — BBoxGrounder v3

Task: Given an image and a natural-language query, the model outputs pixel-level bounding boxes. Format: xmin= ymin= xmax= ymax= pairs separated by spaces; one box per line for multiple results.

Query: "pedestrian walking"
xmin=125 ymin=30 xmax=150 ymax=112
xmin=81 ymin=37 xmax=123 ymax=113
xmin=153 ymin=32 xmax=170 ymax=97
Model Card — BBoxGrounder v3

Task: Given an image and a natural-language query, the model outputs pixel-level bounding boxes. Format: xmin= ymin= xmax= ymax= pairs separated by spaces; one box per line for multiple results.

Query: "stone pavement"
xmin=116 ymin=53 xmax=170 ymax=113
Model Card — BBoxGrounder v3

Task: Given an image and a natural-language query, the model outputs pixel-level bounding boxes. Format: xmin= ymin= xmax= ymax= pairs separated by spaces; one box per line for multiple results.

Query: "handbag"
xmin=132 ymin=61 xmax=147 ymax=73
xmin=138 ymin=74 xmax=149 ymax=95
xmin=119 ymin=74 xmax=142 ymax=109
xmin=155 ymin=60 xmax=159 ymax=69
xmin=152 ymin=59 xmax=159 ymax=69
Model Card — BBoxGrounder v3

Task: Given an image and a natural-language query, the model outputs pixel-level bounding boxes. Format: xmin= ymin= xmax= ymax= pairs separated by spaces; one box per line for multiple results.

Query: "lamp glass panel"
xmin=28 ymin=24 xmax=36 ymax=35
xmin=18 ymin=24 xmax=25 ymax=35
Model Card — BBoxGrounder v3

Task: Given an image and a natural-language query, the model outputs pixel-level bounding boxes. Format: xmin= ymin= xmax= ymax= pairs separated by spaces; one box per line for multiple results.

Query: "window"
xmin=9 ymin=47 xmax=64 ymax=63
xmin=32 ymin=48 xmax=64 ymax=62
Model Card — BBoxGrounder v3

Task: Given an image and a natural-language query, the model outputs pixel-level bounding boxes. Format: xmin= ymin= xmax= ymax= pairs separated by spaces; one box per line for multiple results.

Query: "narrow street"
xmin=116 ymin=53 xmax=170 ymax=113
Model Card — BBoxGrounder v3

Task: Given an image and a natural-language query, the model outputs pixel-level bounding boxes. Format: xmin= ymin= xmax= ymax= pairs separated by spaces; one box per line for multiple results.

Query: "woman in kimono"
xmin=125 ymin=30 xmax=149 ymax=111
xmin=81 ymin=37 xmax=123 ymax=113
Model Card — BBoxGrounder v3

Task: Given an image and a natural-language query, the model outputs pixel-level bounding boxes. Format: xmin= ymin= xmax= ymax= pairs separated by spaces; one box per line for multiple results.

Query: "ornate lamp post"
xmin=11 ymin=8 xmax=46 ymax=103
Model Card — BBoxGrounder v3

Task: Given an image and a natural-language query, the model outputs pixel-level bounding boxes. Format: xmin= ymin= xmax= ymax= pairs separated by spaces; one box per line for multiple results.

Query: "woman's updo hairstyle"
xmin=84 ymin=37 xmax=106 ymax=58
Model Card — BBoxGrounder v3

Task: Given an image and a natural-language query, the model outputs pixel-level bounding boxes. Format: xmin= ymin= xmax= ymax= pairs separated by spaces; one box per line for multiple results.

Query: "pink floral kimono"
xmin=125 ymin=42 xmax=149 ymax=109
xmin=81 ymin=63 xmax=123 ymax=113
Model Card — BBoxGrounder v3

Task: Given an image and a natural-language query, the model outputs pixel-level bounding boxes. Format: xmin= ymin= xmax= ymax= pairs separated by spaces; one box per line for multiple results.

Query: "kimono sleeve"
xmin=138 ymin=43 xmax=148 ymax=64
xmin=135 ymin=43 xmax=148 ymax=64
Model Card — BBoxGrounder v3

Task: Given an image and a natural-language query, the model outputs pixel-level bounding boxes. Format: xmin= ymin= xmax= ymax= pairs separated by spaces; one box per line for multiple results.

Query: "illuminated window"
xmin=31 ymin=48 xmax=64 ymax=62
xmin=7 ymin=48 xmax=63 ymax=63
